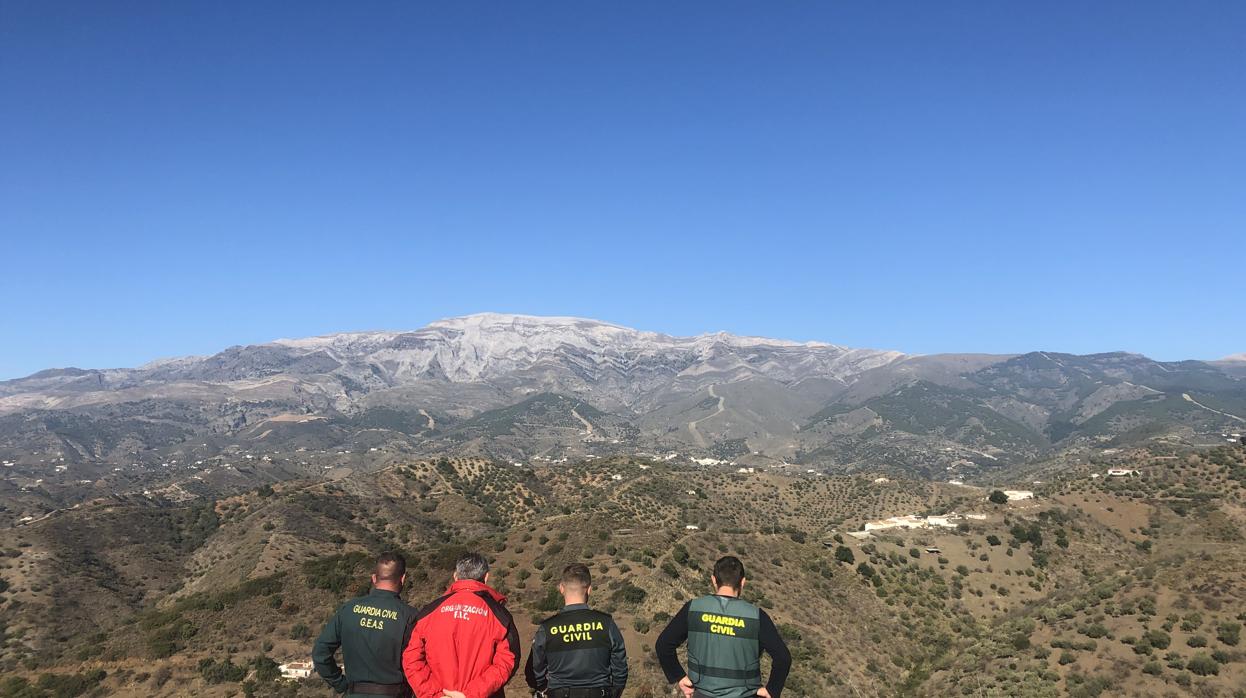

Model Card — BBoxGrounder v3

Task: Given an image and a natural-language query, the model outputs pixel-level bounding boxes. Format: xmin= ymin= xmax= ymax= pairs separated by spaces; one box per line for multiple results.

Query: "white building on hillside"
xmin=1106 ymin=468 xmax=1140 ymax=477
xmin=863 ymin=515 xmax=959 ymax=532
xmin=279 ymin=661 xmax=314 ymax=679
xmin=1003 ymin=490 xmax=1034 ymax=501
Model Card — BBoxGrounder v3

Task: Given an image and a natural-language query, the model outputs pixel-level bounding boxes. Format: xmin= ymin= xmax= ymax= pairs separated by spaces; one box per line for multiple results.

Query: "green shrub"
xmin=1187 ymin=653 xmax=1220 ymax=676
xmin=611 ymin=584 xmax=647 ymax=605
xmin=198 ymin=657 xmax=246 ymax=684
xmin=1144 ymin=629 xmax=1170 ymax=649
xmin=1218 ymin=621 xmax=1241 ymax=646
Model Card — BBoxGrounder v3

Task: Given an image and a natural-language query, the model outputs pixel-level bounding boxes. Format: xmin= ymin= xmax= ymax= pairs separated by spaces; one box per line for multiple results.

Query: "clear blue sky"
xmin=2 ymin=2 xmax=1244 ymax=379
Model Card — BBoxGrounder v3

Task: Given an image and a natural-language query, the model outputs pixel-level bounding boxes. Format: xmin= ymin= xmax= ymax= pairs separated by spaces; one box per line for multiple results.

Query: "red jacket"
xmin=403 ymin=579 xmax=520 ymax=698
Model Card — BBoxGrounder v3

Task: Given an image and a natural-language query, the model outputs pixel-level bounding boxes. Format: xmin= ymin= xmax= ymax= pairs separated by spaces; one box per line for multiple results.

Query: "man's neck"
xmin=563 ymin=596 xmax=588 ymax=606
xmin=374 ymin=583 xmax=401 ymax=593
xmin=714 ymin=586 xmax=740 ymax=598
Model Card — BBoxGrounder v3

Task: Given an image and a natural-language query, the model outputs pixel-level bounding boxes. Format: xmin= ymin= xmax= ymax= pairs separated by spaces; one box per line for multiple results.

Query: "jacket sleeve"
xmin=462 ymin=605 xmax=521 ymax=698
xmin=524 ymin=625 xmax=547 ymax=691
xmin=402 ymin=619 xmax=439 ymax=698
xmin=311 ymin=607 xmax=349 ymax=693
xmin=758 ymin=609 xmax=792 ymax=698
xmin=655 ymin=601 xmax=692 ymax=683
xmin=608 ymin=617 xmax=629 ymax=691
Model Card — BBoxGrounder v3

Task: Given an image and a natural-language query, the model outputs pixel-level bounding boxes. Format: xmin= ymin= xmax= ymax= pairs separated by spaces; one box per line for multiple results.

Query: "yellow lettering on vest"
xmin=551 ymin=621 xmax=605 ymax=636
xmin=700 ymin=613 xmax=746 ymax=628
xmin=353 ymin=605 xmax=398 ymax=621
xmin=360 ymin=617 xmax=385 ymax=630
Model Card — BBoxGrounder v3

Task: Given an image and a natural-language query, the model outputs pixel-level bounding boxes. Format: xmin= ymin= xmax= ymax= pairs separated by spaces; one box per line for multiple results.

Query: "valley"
xmin=0 ymin=443 xmax=1242 ymax=696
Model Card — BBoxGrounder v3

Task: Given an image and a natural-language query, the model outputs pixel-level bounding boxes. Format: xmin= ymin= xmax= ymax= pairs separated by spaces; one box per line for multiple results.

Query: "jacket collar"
xmin=448 ymin=578 xmax=507 ymax=604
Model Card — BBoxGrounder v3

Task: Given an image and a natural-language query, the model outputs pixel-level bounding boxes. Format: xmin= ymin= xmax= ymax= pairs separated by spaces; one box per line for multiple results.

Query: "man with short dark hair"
xmin=655 ymin=556 xmax=790 ymax=698
xmin=313 ymin=552 xmax=418 ymax=697
xmin=525 ymin=563 xmax=628 ymax=698
xmin=403 ymin=552 xmax=520 ymax=698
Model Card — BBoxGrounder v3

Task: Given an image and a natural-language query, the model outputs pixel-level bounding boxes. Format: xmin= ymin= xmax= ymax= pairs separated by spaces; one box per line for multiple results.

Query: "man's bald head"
xmin=372 ymin=552 xmax=407 ymax=591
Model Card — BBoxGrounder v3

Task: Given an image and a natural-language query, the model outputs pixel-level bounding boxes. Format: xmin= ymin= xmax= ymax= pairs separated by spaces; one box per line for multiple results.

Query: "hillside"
xmin=0 ymin=441 xmax=1243 ymax=696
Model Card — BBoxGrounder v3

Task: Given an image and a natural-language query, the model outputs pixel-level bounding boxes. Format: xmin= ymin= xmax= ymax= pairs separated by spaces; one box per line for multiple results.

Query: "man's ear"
xmin=484 ymin=571 xmax=490 ymax=584
xmin=739 ymin=577 xmax=747 ymax=591
xmin=584 ymin=584 xmax=591 ymax=597
xmin=558 ymin=582 xmax=566 ymax=596
xmin=400 ymin=573 xmax=407 ymax=588
xmin=371 ymin=573 xmax=378 ymax=587
xmin=711 ymin=574 xmax=719 ymax=589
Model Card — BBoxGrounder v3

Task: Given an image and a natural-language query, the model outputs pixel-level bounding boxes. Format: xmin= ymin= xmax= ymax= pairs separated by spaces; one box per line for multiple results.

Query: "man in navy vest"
xmin=655 ymin=556 xmax=790 ymax=698
xmin=525 ymin=562 xmax=628 ymax=697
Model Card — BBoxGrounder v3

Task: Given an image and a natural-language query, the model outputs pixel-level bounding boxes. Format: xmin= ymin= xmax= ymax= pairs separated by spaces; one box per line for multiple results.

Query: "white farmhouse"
xmin=279 ymin=660 xmax=314 ymax=679
xmin=863 ymin=515 xmax=959 ymax=532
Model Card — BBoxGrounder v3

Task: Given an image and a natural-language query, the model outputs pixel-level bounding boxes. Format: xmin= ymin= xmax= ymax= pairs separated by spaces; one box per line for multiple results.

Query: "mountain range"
xmin=2 ymin=313 xmax=1244 ymax=491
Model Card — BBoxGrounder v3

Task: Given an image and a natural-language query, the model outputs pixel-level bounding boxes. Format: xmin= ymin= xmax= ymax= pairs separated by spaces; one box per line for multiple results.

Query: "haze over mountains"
xmin=2 ymin=313 xmax=1244 ymax=491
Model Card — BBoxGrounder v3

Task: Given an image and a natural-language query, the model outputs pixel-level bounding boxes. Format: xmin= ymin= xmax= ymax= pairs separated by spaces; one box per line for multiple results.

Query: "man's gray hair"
xmin=454 ymin=552 xmax=489 ymax=582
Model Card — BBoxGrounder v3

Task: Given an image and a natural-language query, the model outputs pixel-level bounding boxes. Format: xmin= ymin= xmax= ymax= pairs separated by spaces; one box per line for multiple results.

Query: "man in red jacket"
xmin=404 ymin=552 xmax=520 ymax=698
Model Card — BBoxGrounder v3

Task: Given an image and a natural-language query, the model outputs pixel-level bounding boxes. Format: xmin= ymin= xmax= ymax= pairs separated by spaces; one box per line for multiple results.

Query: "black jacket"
xmin=313 ymin=587 xmax=419 ymax=693
xmin=525 ymin=603 xmax=628 ymax=695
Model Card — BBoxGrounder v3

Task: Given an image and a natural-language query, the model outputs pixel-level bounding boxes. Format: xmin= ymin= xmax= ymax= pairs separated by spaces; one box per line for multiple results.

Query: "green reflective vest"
xmin=686 ymin=595 xmax=762 ymax=698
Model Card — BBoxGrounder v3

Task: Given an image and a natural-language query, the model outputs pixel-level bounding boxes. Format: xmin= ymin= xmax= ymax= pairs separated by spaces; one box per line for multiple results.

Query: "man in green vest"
xmin=655 ymin=556 xmax=791 ymax=698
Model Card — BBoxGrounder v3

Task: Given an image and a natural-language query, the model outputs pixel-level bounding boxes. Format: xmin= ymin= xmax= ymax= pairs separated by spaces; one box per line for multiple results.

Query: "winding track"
xmin=687 ymin=384 xmax=725 ymax=448
xmin=570 ymin=408 xmax=594 ymax=438
xmin=418 ymin=408 xmax=436 ymax=430
xmin=1182 ymin=393 xmax=1246 ymax=423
